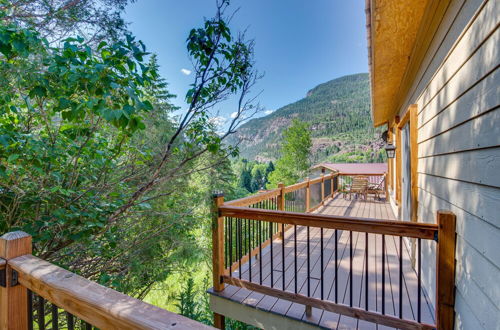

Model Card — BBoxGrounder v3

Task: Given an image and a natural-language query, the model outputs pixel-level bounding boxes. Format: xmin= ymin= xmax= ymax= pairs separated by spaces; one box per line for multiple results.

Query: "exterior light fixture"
xmin=385 ymin=143 xmax=396 ymax=159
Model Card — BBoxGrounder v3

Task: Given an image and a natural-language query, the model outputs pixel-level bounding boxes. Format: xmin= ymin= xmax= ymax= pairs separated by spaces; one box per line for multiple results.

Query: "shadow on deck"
xmin=208 ymin=194 xmax=435 ymax=329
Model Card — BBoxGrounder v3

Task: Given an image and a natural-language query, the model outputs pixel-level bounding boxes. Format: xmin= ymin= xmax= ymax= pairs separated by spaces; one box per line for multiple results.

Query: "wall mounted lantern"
xmin=385 ymin=143 xmax=396 ymax=159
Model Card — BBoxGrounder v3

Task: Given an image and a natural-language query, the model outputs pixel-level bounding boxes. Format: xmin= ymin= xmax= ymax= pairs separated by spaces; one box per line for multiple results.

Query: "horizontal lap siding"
xmin=397 ymin=0 xmax=500 ymax=328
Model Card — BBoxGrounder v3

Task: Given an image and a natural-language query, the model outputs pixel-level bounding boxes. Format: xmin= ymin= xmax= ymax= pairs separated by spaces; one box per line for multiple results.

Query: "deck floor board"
xmin=211 ymin=194 xmax=436 ymax=329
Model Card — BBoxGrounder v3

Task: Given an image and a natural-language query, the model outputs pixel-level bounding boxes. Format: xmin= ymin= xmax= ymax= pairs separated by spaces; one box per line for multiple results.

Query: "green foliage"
xmin=0 ymin=0 xmax=133 ymax=42
xmin=0 ymin=22 xmax=152 ymax=238
xmin=176 ymin=277 xmax=211 ymax=324
xmin=268 ymin=119 xmax=312 ymax=187
xmin=233 ymin=159 xmax=275 ymax=194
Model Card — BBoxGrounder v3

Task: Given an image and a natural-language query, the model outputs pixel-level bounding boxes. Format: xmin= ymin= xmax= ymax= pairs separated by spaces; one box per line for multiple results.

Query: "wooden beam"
xmin=410 ymin=104 xmax=418 ymax=223
xmin=396 ymin=125 xmax=402 ymax=204
xmin=219 ymin=206 xmax=438 ymax=239
xmin=436 ymin=211 xmax=457 ymax=330
xmin=0 ymin=231 xmax=32 ymax=330
xmin=9 ymin=255 xmax=213 ymax=330
xmin=212 ymin=194 xmax=225 ymax=292
xmin=222 ymin=276 xmax=435 ymax=330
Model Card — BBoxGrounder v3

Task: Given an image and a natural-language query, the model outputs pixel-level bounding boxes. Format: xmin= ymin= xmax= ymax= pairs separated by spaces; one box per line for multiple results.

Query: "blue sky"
xmin=124 ymin=0 xmax=368 ymax=121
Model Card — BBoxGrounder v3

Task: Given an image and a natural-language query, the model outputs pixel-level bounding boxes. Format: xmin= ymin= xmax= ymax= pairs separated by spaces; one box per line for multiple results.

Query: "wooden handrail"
xmin=223 ymin=188 xmax=280 ymax=207
xmin=9 ymin=254 xmax=213 ymax=330
xmin=0 ymin=258 xmax=5 ymax=269
xmin=223 ymin=174 xmax=339 ymax=208
xmin=219 ymin=206 xmax=438 ymax=239
xmin=337 ymin=173 xmax=386 ymax=176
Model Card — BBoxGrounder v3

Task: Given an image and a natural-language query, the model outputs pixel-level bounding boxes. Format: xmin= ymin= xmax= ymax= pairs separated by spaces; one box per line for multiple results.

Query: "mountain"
xmin=231 ymin=73 xmax=385 ymax=163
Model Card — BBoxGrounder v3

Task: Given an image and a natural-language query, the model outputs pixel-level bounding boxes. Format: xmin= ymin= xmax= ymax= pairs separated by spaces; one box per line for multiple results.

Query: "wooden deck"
xmin=209 ymin=194 xmax=436 ymax=329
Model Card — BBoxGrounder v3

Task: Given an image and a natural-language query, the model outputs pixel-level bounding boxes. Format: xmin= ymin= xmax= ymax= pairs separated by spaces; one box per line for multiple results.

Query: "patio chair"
xmin=349 ymin=176 xmax=369 ymax=200
xmin=367 ymin=176 xmax=386 ymax=201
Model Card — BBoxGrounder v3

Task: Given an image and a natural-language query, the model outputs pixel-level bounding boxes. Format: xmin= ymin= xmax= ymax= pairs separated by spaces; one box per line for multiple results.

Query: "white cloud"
xmin=264 ymin=109 xmax=274 ymax=115
xmin=230 ymin=112 xmax=238 ymax=119
xmin=209 ymin=116 xmax=226 ymax=127
xmin=180 ymin=68 xmax=192 ymax=75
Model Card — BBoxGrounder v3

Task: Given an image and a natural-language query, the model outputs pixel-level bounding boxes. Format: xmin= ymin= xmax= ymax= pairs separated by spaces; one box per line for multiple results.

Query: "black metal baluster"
xmin=249 ymin=219 xmax=252 ymax=282
xmin=399 ymin=236 xmax=403 ymax=319
xmin=229 ymin=218 xmax=233 ymax=276
xmin=238 ymin=218 xmax=242 ymax=279
xmin=85 ymin=322 xmax=92 ymax=330
xmin=418 ymin=238 xmax=422 ymax=322
xmin=27 ymin=290 xmax=33 ymax=330
xmin=243 ymin=219 xmax=247 ymax=260
xmin=320 ymin=227 xmax=324 ymax=300
xmin=335 ymin=229 xmax=338 ymax=303
xmin=365 ymin=232 xmax=369 ymax=311
xmin=52 ymin=304 xmax=59 ymax=330
xmin=37 ymin=295 xmax=45 ymax=330
xmin=294 ymin=225 xmax=298 ymax=294
xmin=382 ymin=234 xmax=386 ymax=315
xmin=307 ymin=226 xmax=310 ymax=297
xmin=282 ymin=223 xmax=285 ymax=290
xmin=270 ymin=221 xmax=274 ymax=288
xmin=259 ymin=220 xmax=263 ymax=285
xmin=67 ymin=313 xmax=74 ymax=330
xmin=349 ymin=230 xmax=353 ymax=307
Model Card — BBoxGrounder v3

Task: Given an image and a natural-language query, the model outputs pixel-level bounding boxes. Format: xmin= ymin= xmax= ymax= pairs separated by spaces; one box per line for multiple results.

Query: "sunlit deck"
xmin=209 ymin=193 xmax=435 ymax=329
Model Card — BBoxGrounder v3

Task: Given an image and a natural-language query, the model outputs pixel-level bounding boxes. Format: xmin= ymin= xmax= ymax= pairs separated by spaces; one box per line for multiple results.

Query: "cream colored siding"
xmin=395 ymin=0 xmax=500 ymax=328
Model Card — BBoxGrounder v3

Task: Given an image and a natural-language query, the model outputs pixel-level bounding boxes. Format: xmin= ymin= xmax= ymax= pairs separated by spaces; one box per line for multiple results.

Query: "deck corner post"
xmin=436 ymin=210 xmax=457 ymax=330
xmin=305 ymin=177 xmax=310 ymax=212
xmin=0 ymin=231 xmax=32 ymax=330
xmin=212 ymin=193 xmax=225 ymax=293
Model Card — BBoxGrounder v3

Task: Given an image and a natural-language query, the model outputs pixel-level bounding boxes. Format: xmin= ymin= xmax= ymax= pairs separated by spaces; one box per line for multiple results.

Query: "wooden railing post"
xmin=305 ymin=177 xmax=310 ymax=212
xmin=277 ymin=183 xmax=285 ymax=240
xmin=277 ymin=183 xmax=285 ymax=211
xmin=331 ymin=174 xmax=335 ymax=197
xmin=384 ymin=172 xmax=388 ymax=199
xmin=320 ymin=174 xmax=325 ymax=205
xmin=212 ymin=193 xmax=225 ymax=329
xmin=0 ymin=231 xmax=32 ymax=330
xmin=436 ymin=211 xmax=457 ymax=330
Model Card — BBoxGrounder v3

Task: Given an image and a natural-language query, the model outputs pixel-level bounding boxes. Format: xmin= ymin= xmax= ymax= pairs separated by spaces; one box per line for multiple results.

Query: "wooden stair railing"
xmin=0 ymin=231 xmax=213 ymax=330
xmin=211 ymin=174 xmax=457 ymax=330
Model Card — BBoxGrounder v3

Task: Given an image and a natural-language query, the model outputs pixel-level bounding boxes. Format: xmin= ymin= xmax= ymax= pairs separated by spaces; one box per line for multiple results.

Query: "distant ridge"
xmin=231 ymin=73 xmax=385 ymax=163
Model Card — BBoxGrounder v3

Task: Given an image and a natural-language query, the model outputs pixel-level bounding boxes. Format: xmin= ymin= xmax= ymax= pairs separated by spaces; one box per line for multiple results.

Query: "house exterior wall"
xmin=392 ymin=0 xmax=499 ymax=328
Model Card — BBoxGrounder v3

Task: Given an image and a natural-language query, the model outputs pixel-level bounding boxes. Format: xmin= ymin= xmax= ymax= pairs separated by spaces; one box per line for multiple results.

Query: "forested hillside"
xmin=232 ymin=73 xmax=385 ymax=163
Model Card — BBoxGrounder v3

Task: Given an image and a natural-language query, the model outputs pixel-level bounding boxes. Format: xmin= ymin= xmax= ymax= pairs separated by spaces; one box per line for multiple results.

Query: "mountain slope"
xmin=232 ymin=73 xmax=385 ymax=163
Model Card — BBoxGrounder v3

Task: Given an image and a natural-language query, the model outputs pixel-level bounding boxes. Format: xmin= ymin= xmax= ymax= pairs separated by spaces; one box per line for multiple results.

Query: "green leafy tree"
xmin=268 ymin=119 xmax=312 ymax=187
xmin=0 ymin=0 xmax=134 ymax=43
xmin=0 ymin=0 xmax=261 ymax=298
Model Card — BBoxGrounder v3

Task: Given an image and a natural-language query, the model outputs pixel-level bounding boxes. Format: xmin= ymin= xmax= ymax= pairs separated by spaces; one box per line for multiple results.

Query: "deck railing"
xmin=211 ymin=173 xmax=456 ymax=330
xmin=0 ymin=231 xmax=212 ymax=330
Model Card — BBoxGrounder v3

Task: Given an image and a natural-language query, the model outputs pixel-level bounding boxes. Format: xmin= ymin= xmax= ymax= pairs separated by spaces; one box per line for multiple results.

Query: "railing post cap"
xmin=212 ymin=192 xmax=224 ymax=198
xmin=0 ymin=231 xmax=31 ymax=241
